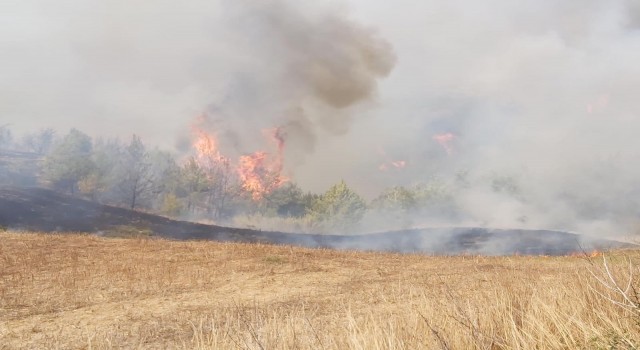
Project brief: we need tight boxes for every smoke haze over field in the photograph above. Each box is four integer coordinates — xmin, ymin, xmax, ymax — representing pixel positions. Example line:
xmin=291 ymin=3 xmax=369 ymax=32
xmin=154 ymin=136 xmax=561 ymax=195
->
xmin=2 ymin=0 xmax=640 ymax=235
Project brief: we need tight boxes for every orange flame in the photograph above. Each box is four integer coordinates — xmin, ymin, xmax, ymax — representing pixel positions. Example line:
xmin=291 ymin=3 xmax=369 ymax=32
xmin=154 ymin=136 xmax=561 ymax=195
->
xmin=433 ymin=132 xmax=455 ymax=155
xmin=238 ymin=127 xmax=288 ymax=201
xmin=568 ymin=250 xmax=603 ymax=258
xmin=377 ymin=147 xmax=407 ymax=172
xmin=190 ymin=116 xmax=287 ymax=201
xmin=192 ymin=115 xmax=288 ymax=201
xmin=191 ymin=115 xmax=230 ymax=172
xmin=237 ymin=151 xmax=287 ymax=201
xmin=391 ymin=160 xmax=406 ymax=168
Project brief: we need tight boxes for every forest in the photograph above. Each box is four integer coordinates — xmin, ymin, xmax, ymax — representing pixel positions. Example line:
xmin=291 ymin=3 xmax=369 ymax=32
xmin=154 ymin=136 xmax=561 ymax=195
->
xmin=0 ymin=125 xmax=502 ymax=233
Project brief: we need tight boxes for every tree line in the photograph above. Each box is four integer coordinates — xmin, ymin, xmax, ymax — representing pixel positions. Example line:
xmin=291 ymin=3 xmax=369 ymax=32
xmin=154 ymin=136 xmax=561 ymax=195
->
xmin=1 ymin=127 xmax=501 ymax=232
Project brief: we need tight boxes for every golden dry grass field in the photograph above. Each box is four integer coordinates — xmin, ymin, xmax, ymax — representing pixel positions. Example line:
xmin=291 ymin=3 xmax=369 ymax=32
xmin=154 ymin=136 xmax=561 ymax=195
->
xmin=1 ymin=231 xmax=639 ymax=349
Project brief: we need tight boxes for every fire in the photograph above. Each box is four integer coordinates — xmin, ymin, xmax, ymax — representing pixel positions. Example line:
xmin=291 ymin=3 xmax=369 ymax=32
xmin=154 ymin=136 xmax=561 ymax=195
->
xmin=237 ymin=151 xmax=287 ymax=201
xmin=586 ymin=94 xmax=610 ymax=114
xmin=433 ymin=132 xmax=455 ymax=155
xmin=569 ymin=250 xmax=603 ymax=258
xmin=377 ymin=147 xmax=407 ymax=172
xmin=191 ymin=116 xmax=230 ymax=172
xmin=190 ymin=116 xmax=287 ymax=202
xmin=391 ymin=160 xmax=406 ymax=168
xmin=237 ymin=127 xmax=288 ymax=201
xmin=193 ymin=129 xmax=229 ymax=170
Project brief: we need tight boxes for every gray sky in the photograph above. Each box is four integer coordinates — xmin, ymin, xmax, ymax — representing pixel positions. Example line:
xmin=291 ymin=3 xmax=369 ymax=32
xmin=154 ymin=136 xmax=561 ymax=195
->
xmin=2 ymin=0 xmax=640 ymax=234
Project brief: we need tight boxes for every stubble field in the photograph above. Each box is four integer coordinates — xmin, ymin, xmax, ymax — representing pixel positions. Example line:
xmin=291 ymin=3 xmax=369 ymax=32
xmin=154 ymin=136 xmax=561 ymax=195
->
xmin=1 ymin=231 xmax=639 ymax=349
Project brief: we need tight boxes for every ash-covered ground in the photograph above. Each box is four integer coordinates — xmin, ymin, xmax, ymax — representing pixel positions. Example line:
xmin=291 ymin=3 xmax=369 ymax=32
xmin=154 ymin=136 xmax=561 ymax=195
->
xmin=0 ymin=186 xmax=633 ymax=256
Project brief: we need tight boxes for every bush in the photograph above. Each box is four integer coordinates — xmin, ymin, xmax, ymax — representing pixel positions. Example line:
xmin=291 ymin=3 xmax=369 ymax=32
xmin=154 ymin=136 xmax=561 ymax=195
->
xmin=160 ymin=193 xmax=184 ymax=217
xmin=308 ymin=181 xmax=367 ymax=233
xmin=101 ymin=225 xmax=153 ymax=238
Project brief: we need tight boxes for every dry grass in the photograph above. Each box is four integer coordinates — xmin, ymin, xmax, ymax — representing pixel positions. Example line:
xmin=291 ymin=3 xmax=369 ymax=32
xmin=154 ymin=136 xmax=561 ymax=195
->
xmin=1 ymin=231 xmax=639 ymax=349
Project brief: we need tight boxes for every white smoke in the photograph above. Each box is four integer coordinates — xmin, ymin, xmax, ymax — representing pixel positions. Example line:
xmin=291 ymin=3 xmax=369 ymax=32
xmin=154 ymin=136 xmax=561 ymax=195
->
xmin=2 ymin=0 xmax=640 ymax=236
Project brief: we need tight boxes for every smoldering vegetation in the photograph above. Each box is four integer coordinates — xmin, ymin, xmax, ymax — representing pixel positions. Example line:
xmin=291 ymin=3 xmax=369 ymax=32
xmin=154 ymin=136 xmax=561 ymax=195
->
xmin=0 ymin=186 xmax=632 ymax=255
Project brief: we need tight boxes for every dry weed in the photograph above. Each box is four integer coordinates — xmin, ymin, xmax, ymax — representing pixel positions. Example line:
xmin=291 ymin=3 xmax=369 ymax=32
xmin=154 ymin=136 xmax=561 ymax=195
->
xmin=0 ymin=231 xmax=639 ymax=349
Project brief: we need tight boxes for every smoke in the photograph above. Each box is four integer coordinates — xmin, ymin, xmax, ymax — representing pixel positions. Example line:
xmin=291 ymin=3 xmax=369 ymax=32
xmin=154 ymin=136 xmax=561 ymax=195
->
xmin=2 ymin=0 xmax=640 ymax=237
xmin=203 ymin=0 xmax=395 ymax=166
xmin=1 ymin=0 xmax=393 ymax=148
xmin=247 ymin=1 xmax=395 ymax=108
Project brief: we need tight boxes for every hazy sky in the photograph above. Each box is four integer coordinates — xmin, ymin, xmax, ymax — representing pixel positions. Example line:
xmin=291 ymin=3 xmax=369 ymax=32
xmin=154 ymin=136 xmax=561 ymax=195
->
xmin=2 ymin=0 xmax=640 ymax=234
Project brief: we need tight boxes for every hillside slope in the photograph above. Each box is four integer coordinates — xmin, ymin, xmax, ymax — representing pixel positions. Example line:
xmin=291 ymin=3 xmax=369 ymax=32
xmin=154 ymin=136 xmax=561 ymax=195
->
xmin=0 ymin=186 xmax=632 ymax=255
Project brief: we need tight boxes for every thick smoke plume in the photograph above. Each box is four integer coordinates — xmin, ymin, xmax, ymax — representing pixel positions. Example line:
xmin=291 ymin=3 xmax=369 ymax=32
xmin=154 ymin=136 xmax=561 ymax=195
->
xmin=348 ymin=0 xmax=640 ymax=237
xmin=2 ymin=0 xmax=640 ymax=238
xmin=200 ymin=0 xmax=395 ymax=168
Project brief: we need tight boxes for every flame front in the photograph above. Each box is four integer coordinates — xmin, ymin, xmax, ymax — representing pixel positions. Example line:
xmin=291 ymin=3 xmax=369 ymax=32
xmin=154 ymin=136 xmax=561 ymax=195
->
xmin=433 ymin=132 xmax=455 ymax=155
xmin=569 ymin=250 xmax=603 ymax=258
xmin=191 ymin=117 xmax=287 ymax=202
xmin=237 ymin=151 xmax=286 ymax=201
xmin=237 ymin=127 xmax=287 ymax=201
xmin=377 ymin=146 xmax=407 ymax=172
xmin=193 ymin=127 xmax=230 ymax=171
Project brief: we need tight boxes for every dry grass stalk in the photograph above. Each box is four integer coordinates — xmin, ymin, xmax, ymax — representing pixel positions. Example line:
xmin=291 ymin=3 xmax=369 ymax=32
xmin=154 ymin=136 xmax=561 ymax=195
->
xmin=1 ymin=231 xmax=639 ymax=349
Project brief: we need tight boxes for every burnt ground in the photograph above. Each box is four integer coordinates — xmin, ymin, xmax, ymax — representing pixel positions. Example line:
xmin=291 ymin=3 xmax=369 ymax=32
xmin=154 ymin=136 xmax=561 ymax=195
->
xmin=0 ymin=186 xmax=634 ymax=255
xmin=0 ymin=150 xmax=41 ymax=187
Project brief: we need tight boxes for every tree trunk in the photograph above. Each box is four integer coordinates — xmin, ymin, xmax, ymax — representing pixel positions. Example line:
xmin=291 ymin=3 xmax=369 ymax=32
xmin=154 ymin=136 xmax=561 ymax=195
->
xmin=131 ymin=190 xmax=137 ymax=210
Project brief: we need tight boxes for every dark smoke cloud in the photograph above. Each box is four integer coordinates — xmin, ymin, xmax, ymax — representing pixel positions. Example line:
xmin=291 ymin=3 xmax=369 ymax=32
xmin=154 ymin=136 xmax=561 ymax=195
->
xmin=210 ymin=0 xmax=395 ymax=161
xmin=0 ymin=0 xmax=394 ymax=160
xmin=3 ymin=0 xmax=640 ymax=238
xmin=254 ymin=1 xmax=395 ymax=108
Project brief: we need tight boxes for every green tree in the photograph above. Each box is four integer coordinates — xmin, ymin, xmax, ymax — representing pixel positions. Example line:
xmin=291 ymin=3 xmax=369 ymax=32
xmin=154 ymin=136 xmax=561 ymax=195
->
xmin=22 ymin=128 xmax=55 ymax=155
xmin=412 ymin=180 xmax=460 ymax=220
xmin=181 ymin=157 xmax=209 ymax=214
xmin=43 ymin=129 xmax=94 ymax=195
xmin=79 ymin=138 xmax=122 ymax=200
xmin=263 ymin=182 xmax=308 ymax=217
xmin=147 ymin=149 xmax=183 ymax=212
xmin=371 ymin=186 xmax=418 ymax=212
xmin=309 ymin=181 xmax=367 ymax=232
xmin=182 ymin=150 xmax=235 ymax=220
xmin=159 ymin=193 xmax=184 ymax=217
xmin=203 ymin=159 xmax=234 ymax=220
xmin=115 ymin=135 xmax=154 ymax=210
xmin=148 ymin=150 xmax=181 ymax=194
xmin=0 ymin=124 xmax=13 ymax=150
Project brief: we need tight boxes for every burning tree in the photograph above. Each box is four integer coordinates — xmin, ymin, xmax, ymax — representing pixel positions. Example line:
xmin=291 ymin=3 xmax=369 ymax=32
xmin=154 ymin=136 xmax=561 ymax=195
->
xmin=236 ymin=127 xmax=287 ymax=202
xmin=190 ymin=124 xmax=235 ymax=219
xmin=237 ymin=151 xmax=286 ymax=202
xmin=189 ymin=119 xmax=288 ymax=218
xmin=433 ymin=132 xmax=455 ymax=155
xmin=193 ymin=120 xmax=287 ymax=208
